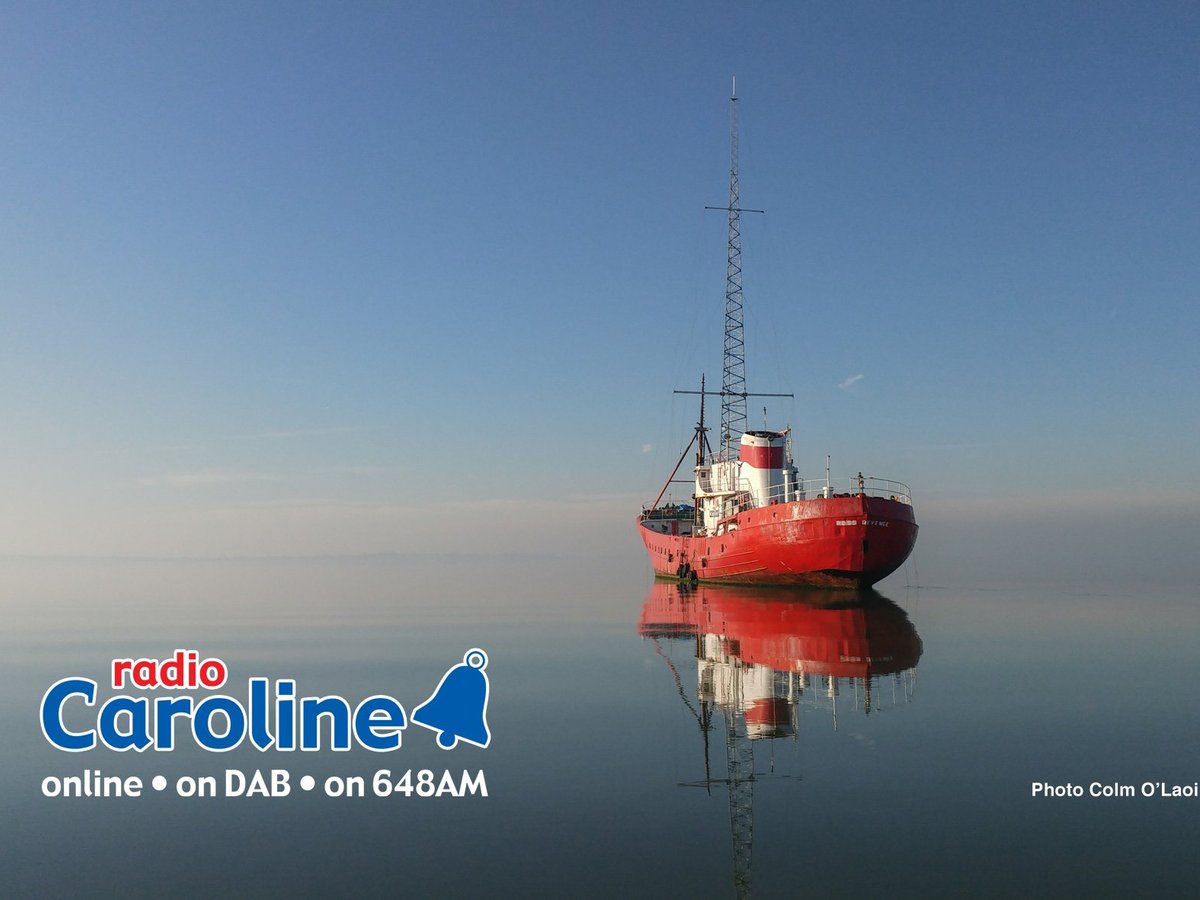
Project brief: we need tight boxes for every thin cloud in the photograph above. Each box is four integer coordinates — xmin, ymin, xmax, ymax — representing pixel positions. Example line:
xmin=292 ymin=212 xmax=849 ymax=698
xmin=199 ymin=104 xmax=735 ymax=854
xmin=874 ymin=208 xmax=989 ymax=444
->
xmin=138 ymin=470 xmax=281 ymax=488
xmin=838 ymin=373 xmax=864 ymax=391
xmin=233 ymin=426 xmax=364 ymax=441
xmin=641 ymin=443 xmax=654 ymax=454
xmin=923 ymin=487 xmax=1200 ymax=519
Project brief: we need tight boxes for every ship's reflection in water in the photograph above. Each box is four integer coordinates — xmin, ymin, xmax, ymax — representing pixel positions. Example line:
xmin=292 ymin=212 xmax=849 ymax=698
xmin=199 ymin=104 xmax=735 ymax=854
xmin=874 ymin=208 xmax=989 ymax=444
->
xmin=638 ymin=581 xmax=923 ymax=898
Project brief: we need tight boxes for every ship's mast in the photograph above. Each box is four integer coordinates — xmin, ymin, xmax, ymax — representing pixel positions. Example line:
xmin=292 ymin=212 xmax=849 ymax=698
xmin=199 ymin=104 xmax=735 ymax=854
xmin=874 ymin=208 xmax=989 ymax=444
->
xmin=721 ymin=77 xmax=747 ymax=452
xmin=696 ymin=81 xmax=783 ymax=456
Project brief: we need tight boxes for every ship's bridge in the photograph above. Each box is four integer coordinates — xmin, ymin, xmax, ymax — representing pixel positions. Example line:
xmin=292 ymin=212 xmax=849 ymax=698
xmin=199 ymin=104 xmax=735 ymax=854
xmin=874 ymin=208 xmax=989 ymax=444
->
xmin=695 ymin=430 xmax=800 ymax=530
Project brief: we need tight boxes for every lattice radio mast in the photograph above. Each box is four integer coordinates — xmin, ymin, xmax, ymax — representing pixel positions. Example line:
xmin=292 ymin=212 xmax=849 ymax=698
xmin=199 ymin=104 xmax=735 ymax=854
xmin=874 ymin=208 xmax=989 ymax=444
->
xmin=704 ymin=77 xmax=768 ymax=455
xmin=722 ymin=77 xmax=747 ymax=450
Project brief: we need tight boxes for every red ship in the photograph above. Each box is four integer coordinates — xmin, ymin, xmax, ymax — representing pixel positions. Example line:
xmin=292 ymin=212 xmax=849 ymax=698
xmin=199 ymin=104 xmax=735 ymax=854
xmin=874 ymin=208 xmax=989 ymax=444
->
xmin=637 ymin=85 xmax=917 ymax=588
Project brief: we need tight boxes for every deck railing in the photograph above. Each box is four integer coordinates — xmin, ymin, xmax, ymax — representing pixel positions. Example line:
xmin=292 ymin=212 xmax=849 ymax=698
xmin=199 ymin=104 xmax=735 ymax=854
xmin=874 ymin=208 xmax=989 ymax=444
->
xmin=788 ymin=476 xmax=913 ymax=504
xmin=723 ymin=475 xmax=912 ymax=515
xmin=646 ymin=476 xmax=912 ymax=517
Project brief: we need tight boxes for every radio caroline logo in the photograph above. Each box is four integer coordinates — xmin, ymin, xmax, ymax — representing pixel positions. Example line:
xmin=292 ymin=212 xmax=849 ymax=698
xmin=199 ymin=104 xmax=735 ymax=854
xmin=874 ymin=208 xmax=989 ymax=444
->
xmin=38 ymin=648 xmax=491 ymax=800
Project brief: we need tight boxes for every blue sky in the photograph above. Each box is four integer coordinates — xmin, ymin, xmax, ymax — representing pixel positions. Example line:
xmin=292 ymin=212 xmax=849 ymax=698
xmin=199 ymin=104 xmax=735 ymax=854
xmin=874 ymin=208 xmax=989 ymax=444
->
xmin=2 ymin=1 xmax=1197 ymax=578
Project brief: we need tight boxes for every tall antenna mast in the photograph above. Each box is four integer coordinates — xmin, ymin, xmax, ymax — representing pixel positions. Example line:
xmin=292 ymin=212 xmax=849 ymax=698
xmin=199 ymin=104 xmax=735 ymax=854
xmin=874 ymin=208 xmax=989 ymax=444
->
xmin=702 ymin=78 xmax=771 ymax=453
xmin=721 ymin=76 xmax=747 ymax=451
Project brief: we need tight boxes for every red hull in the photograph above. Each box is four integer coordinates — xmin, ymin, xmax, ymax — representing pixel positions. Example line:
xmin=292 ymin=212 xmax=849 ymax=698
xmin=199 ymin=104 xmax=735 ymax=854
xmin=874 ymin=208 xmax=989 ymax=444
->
xmin=638 ymin=494 xmax=917 ymax=588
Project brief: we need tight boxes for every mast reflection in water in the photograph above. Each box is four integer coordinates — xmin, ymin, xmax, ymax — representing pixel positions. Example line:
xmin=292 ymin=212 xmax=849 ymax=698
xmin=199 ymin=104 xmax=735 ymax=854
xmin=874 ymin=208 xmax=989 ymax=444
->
xmin=638 ymin=582 xmax=923 ymax=898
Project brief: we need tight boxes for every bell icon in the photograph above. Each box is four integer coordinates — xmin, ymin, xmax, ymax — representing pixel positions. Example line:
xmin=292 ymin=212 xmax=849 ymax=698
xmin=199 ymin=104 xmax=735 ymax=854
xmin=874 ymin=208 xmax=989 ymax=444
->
xmin=411 ymin=648 xmax=491 ymax=749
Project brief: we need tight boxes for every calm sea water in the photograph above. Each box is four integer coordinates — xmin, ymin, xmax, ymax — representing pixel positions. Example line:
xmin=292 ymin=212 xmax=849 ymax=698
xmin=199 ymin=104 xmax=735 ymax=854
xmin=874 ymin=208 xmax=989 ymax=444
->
xmin=1 ymin=555 xmax=1197 ymax=898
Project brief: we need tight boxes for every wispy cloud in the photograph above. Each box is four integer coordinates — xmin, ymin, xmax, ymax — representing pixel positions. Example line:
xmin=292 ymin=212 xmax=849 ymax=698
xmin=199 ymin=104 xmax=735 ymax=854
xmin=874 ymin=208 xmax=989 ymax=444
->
xmin=921 ymin=487 xmax=1200 ymax=519
xmin=138 ymin=464 xmax=388 ymax=490
xmin=838 ymin=373 xmax=864 ymax=391
xmin=641 ymin=443 xmax=654 ymax=454
xmin=138 ymin=470 xmax=282 ymax=488
xmin=233 ymin=426 xmax=364 ymax=441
